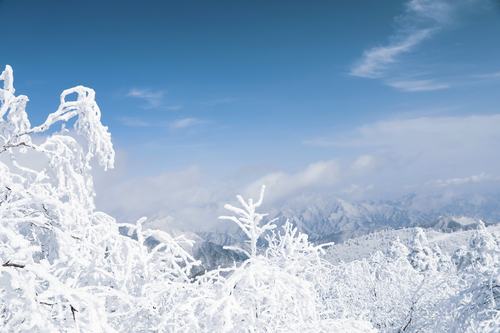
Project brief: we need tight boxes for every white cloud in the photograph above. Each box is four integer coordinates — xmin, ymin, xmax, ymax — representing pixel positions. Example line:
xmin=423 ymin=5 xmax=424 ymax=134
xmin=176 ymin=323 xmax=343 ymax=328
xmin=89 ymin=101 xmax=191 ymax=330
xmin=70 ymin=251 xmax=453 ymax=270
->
xmin=350 ymin=0 xmax=480 ymax=89
xmin=351 ymin=29 xmax=433 ymax=79
xmin=245 ymin=160 xmax=341 ymax=204
xmin=306 ymin=114 xmax=499 ymax=148
xmin=117 ymin=116 xmax=205 ymax=130
xmin=117 ymin=116 xmax=153 ymax=127
xmin=473 ymin=71 xmax=500 ymax=80
xmin=170 ymin=117 xmax=203 ymax=129
xmin=94 ymin=163 xmax=231 ymax=231
xmin=127 ymin=88 xmax=166 ymax=109
xmin=431 ymin=173 xmax=499 ymax=187
xmin=201 ymin=97 xmax=237 ymax=106
xmin=97 ymin=113 xmax=500 ymax=232
xmin=165 ymin=105 xmax=184 ymax=111
xmin=305 ymin=113 xmax=500 ymax=197
xmin=406 ymin=0 xmax=454 ymax=23
xmin=94 ymin=155 xmax=343 ymax=230
xmin=386 ymin=79 xmax=449 ymax=92
xmin=351 ymin=154 xmax=377 ymax=171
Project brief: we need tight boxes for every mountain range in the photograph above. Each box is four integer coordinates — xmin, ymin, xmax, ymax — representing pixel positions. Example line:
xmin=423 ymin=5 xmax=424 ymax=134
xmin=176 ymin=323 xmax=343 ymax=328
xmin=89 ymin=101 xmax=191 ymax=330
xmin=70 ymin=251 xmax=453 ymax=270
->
xmin=183 ymin=191 xmax=500 ymax=271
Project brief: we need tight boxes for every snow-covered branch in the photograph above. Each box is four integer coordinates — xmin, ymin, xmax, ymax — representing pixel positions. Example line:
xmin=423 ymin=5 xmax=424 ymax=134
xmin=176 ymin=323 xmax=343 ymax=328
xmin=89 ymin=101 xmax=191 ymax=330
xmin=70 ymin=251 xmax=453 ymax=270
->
xmin=219 ymin=185 xmax=276 ymax=257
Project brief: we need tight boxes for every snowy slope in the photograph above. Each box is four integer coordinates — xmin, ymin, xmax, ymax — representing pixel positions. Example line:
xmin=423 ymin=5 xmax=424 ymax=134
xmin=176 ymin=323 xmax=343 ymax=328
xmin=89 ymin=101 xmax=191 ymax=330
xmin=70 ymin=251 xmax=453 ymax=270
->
xmin=324 ymin=224 xmax=500 ymax=264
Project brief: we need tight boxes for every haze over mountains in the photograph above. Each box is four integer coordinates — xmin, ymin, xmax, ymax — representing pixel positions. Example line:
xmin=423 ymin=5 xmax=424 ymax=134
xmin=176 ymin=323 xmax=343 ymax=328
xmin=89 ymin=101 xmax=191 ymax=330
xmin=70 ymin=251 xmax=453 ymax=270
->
xmin=142 ymin=188 xmax=500 ymax=242
xmin=269 ymin=191 xmax=500 ymax=243
xmin=139 ymin=189 xmax=500 ymax=271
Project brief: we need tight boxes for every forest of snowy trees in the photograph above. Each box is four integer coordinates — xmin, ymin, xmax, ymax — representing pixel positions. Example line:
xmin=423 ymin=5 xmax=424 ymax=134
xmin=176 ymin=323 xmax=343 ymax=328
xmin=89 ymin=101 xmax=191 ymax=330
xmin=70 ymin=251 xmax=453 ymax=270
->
xmin=0 ymin=65 xmax=499 ymax=332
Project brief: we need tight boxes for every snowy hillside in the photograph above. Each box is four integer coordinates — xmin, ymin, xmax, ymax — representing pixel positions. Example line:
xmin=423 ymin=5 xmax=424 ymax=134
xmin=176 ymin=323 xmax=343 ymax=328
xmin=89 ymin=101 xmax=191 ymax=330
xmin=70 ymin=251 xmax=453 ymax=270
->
xmin=188 ymin=215 xmax=496 ymax=273
xmin=325 ymin=224 xmax=500 ymax=264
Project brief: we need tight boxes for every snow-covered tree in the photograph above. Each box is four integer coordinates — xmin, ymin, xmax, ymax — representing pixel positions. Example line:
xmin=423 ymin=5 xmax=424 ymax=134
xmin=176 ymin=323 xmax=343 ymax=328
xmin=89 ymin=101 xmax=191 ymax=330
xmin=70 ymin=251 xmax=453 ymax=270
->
xmin=215 ymin=187 xmax=376 ymax=332
xmin=219 ymin=185 xmax=277 ymax=258
xmin=0 ymin=65 xmax=198 ymax=332
xmin=323 ymin=228 xmax=464 ymax=333
xmin=407 ymin=227 xmax=438 ymax=272
xmin=444 ymin=223 xmax=500 ymax=332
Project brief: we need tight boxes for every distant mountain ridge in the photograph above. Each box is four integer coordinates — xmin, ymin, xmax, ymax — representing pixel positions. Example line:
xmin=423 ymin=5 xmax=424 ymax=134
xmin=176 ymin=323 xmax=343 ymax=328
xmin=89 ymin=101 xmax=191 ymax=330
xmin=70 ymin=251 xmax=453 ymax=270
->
xmin=267 ymin=192 xmax=500 ymax=243
xmin=144 ymin=191 xmax=500 ymax=271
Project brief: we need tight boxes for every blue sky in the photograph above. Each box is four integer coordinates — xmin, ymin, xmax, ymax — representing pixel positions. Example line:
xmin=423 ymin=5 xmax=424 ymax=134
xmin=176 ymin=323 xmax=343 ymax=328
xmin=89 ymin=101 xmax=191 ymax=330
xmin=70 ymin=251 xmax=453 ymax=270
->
xmin=2 ymin=0 xmax=500 ymax=228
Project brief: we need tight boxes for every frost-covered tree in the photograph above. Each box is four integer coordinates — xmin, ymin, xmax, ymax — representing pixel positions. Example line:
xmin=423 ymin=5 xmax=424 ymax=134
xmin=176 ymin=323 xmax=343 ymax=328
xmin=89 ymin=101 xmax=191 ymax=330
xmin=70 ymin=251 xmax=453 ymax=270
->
xmin=215 ymin=187 xmax=376 ymax=332
xmin=265 ymin=221 xmax=333 ymax=282
xmin=407 ymin=228 xmax=438 ymax=272
xmin=444 ymin=223 xmax=500 ymax=332
xmin=0 ymin=65 xmax=198 ymax=332
xmin=219 ymin=185 xmax=277 ymax=258
xmin=322 ymin=228 xmax=463 ymax=333
xmin=324 ymin=250 xmax=422 ymax=331
xmin=0 ymin=64 xmax=117 ymax=332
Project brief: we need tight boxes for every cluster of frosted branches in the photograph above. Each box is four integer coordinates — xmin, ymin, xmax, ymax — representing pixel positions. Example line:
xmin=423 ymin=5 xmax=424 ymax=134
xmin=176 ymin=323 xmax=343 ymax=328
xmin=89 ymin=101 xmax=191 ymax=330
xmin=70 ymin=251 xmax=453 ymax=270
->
xmin=0 ymin=65 xmax=198 ymax=332
xmin=215 ymin=188 xmax=376 ymax=332
xmin=318 ymin=225 xmax=499 ymax=332
xmin=219 ymin=185 xmax=277 ymax=257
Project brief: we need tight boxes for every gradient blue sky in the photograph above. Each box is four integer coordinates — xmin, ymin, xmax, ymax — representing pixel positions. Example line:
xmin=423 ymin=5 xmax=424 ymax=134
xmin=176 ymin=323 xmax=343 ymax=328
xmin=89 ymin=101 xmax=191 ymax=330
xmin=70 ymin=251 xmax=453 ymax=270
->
xmin=2 ymin=0 xmax=500 ymax=227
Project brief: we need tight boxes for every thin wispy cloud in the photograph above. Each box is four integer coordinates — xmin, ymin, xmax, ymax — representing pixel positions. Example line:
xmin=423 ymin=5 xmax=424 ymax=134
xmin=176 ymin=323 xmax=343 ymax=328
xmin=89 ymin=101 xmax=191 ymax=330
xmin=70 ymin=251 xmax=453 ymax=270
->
xmin=118 ymin=116 xmax=154 ymax=128
xmin=165 ymin=105 xmax=184 ymax=111
xmin=430 ymin=173 xmax=498 ymax=187
xmin=350 ymin=0 xmax=477 ymax=90
xmin=386 ymin=79 xmax=450 ymax=92
xmin=472 ymin=71 xmax=500 ymax=80
xmin=351 ymin=29 xmax=434 ymax=79
xmin=305 ymin=114 xmax=500 ymax=150
xmin=127 ymin=88 xmax=166 ymax=109
xmin=201 ymin=97 xmax=238 ymax=106
xmin=169 ymin=117 xmax=203 ymax=129
xmin=119 ymin=116 xmax=206 ymax=130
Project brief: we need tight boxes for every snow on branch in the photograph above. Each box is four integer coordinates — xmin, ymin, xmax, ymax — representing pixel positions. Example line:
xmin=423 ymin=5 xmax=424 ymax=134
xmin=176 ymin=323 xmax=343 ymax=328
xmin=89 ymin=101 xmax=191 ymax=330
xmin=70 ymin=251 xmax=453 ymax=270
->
xmin=219 ymin=185 xmax=276 ymax=257
xmin=31 ymin=85 xmax=114 ymax=170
